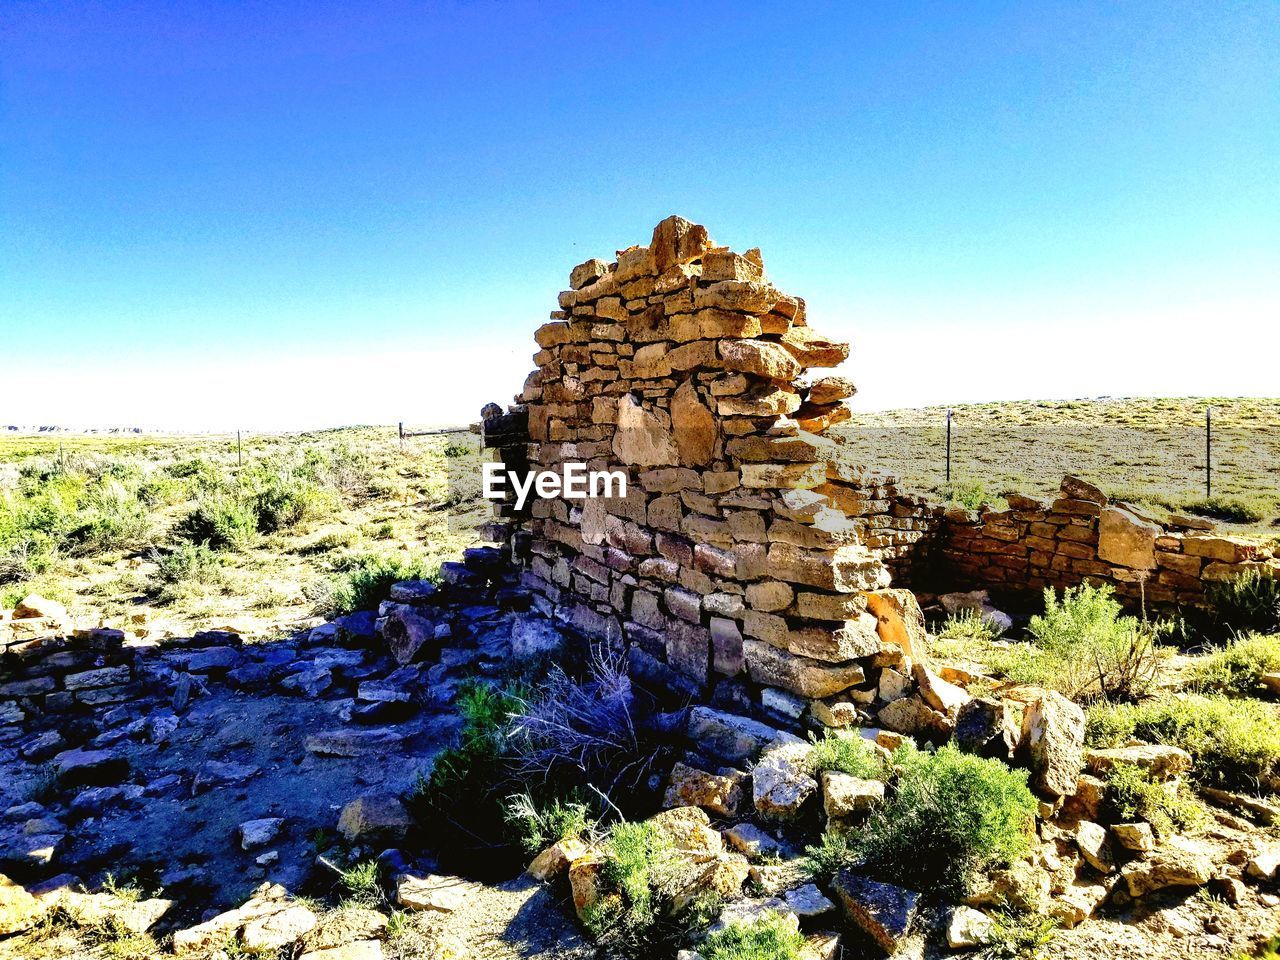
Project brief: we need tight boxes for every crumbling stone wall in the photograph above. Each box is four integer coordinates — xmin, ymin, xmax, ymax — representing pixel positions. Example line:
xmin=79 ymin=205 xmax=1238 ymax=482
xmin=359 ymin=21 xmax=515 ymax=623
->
xmin=1 ymin=600 xmax=133 ymax=726
xmin=923 ymin=476 xmax=1279 ymax=608
xmin=482 ymin=216 xmax=928 ymax=726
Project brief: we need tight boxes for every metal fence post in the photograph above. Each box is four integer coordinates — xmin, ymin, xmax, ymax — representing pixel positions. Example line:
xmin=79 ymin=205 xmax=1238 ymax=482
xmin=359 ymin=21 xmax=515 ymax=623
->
xmin=1205 ymin=406 xmax=1212 ymax=499
xmin=946 ymin=408 xmax=952 ymax=485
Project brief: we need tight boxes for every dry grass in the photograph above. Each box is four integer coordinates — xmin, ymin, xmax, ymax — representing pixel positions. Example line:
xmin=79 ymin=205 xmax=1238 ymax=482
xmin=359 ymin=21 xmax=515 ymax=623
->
xmin=0 ymin=426 xmax=486 ymax=639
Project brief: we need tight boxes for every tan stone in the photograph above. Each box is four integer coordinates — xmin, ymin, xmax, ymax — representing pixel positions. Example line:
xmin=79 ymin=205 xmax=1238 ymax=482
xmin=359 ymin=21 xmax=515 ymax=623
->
xmin=719 ymin=339 xmax=802 ymax=380
xmin=694 ymin=280 xmax=780 ymax=314
xmin=864 ymin=589 xmax=928 ymax=659
xmin=671 ymin=380 xmax=718 ymax=467
xmin=0 ymin=874 xmax=40 ymax=936
xmin=743 ymin=639 xmax=865 ymax=699
xmin=612 ymin=393 xmax=678 ymax=466
xmin=651 ymin=215 xmax=712 ymax=273
xmin=808 ymin=376 xmax=856 ymax=405
xmin=716 ymin=383 xmax=802 ymax=417
xmin=665 ymin=762 xmax=745 ymax=817
xmin=740 ymin=462 xmax=827 ymax=490
xmin=778 ymin=328 xmax=849 ymax=368
xmin=1097 ymin=506 xmax=1158 ymax=570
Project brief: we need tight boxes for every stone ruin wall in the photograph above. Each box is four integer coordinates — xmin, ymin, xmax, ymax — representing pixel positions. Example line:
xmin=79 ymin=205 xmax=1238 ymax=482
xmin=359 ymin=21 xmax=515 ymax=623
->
xmin=479 ymin=216 xmax=1279 ymax=726
xmin=480 ymin=215 xmax=941 ymax=727
xmin=924 ymin=480 xmax=1278 ymax=611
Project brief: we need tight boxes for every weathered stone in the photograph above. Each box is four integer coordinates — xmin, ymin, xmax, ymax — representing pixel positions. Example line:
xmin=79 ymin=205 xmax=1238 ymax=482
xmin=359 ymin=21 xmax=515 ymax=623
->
xmin=1111 ymin=823 xmax=1154 ymax=853
xmin=724 ymin=823 xmax=788 ymax=860
xmin=612 ymin=394 xmax=678 ymax=466
xmin=686 ymin=706 xmax=800 ymax=765
xmin=831 ymin=871 xmax=919 ymax=953
xmin=0 ymin=874 xmax=39 ymax=935
xmin=53 ymin=747 xmax=128 ymax=788
xmin=1046 ymin=879 xmax=1110 ymax=928
xmin=304 ymin=728 xmax=405 ymax=757
xmin=954 ymin=697 xmax=1022 ymax=761
xmin=1246 ymin=847 xmax=1280 ymax=880
xmin=671 ymin=380 xmax=718 ymax=467
xmin=1084 ymin=744 xmax=1192 ymax=781
xmin=1098 ymin=505 xmax=1159 ymax=570
xmin=912 ymin=663 xmax=970 ymax=717
xmin=241 ymin=903 xmax=318 ymax=953
xmin=1020 ymin=689 xmax=1085 ymax=798
xmin=784 ymin=883 xmax=835 ymax=919
xmin=877 ymin=696 xmax=950 ymax=739
xmin=172 ymin=883 xmax=290 ymax=955
xmin=664 ymin=762 xmax=744 ymax=817
xmin=864 ymin=589 xmax=928 ymax=659
xmin=821 ymin=771 xmax=884 ymax=828
xmin=645 ymin=806 xmax=723 ymax=857
xmin=380 ymin=603 xmax=439 ymax=665
xmin=238 ymin=817 xmax=284 ymax=850
xmin=396 ymin=874 xmax=475 ymax=913
xmin=743 ymin=640 xmax=865 ymax=699
xmin=808 ymin=377 xmax=855 ymax=405
xmin=947 ymin=906 xmax=995 ymax=948
xmin=527 ymin=836 xmax=591 ymax=882
xmin=13 ymin=594 xmax=67 ymax=621
xmin=1061 ymin=475 xmax=1107 ymax=504
xmin=337 ymin=792 xmax=411 ymax=843
xmin=1121 ymin=842 xmax=1213 ymax=896
xmin=752 ymin=743 xmax=818 ymax=821
xmin=1074 ymin=820 xmax=1113 ymax=874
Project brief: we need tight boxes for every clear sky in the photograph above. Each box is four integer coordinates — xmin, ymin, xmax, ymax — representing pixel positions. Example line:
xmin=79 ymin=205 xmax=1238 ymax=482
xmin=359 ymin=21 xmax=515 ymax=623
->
xmin=2 ymin=1 xmax=1277 ymax=431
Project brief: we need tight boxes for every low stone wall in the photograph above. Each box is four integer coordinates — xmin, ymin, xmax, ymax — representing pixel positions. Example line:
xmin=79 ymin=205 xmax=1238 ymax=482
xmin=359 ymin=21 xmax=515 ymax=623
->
xmin=0 ymin=620 xmax=134 ymax=727
xmin=915 ymin=476 xmax=1278 ymax=609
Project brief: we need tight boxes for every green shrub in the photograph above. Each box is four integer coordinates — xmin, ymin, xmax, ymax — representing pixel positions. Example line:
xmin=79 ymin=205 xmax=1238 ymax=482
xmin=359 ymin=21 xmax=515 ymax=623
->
xmin=1193 ymin=632 xmax=1280 ymax=696
xmin=405 ymin=682 xmax=526 ymax=877
xmin=177 ymin=495 xmax=258 ymax=550
xmin=1086 ymin=694 xmax=1280 ymax=790
xmin=166 ymin=457 xmax=225 ymax=490
xmin=1207 ymin=571 xmax=1280 ymax=637
xmin=252 ymin=475 xmax=337 ymax=533
xmin=1021 ymin=584 xmax=1165 ymax=702
xmin=701 ymin=911 xmax=806 ymax=960
xmin=938 ymin=608 xmax=1006 ymax=643
xmin=338 ymin=860 xmax=384 ymax=905
xmin=152 ymin=544 xmax=224 ymax=587
xmin=807 ymin=744 xmax=1037 ymax=898
xmin=327 ymin=552 xmax=438 ymax=614
xmin=987 ymin=910 xmax=1059 ymax=959
xmin=504 ymin=793 xmax=593 ymax=856
xmin=938 ymin=479 xmax=990 ymax=511
xmin=1105 ymin=762 xmax=1207 ymax=837
xmin=807 ymin=731 xmax=885 ymax=780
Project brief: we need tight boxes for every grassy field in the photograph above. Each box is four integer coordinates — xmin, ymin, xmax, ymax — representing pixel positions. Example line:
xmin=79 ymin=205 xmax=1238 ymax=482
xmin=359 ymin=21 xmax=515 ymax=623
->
xmin=0 ymin=427 xmax=487 ymax=638
xmin=835 ymin=396 xmax=1280 ymax=540
xmin=3 ymin=396 xmax=1277 ymax=636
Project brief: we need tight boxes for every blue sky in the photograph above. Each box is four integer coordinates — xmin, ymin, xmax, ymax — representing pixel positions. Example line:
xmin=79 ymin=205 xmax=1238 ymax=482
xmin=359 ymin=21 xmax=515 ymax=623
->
xmin=2 ymin=1 xmax=1277 ymax=430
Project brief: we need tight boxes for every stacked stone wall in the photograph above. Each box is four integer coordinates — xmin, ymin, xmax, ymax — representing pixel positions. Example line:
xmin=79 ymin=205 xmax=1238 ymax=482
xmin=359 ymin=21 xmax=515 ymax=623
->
xmin=925 ymin=477 xmax=1279 ymax=609
xmin=1 ymin=612 xmax=134 ymax=726
xmin=481 ymin=216 xmax=930 ymax=730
